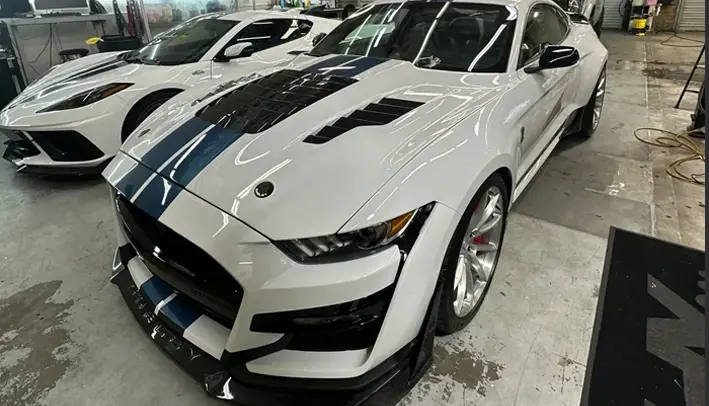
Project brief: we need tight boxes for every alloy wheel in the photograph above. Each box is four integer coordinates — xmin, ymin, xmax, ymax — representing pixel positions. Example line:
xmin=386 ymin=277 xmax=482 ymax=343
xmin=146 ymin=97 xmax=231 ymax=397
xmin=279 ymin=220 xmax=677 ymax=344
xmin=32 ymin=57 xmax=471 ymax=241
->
xmin=592 ymin=69 xmax=606 ymax=131
xmin=453 ymin=186 xmax=505 ymax=317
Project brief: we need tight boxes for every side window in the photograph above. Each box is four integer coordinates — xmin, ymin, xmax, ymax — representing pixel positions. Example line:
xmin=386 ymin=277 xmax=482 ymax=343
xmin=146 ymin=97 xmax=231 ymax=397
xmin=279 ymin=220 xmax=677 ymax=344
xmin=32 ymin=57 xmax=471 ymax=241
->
xmin=518 ymin=5 xmax=569 ymax=67
xmin=285 ymin=20 xmax=313 ymax=42
xmin=232 ymin=19 xmax=297 ymax=53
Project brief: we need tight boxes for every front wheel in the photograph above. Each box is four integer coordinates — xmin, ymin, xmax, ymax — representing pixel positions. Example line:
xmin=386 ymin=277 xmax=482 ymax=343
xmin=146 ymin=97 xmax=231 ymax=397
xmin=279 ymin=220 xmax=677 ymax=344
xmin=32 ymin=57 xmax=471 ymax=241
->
xmin=576 ymin=66 xmax=606 ymax=138
xmin=436 ymin=173 xmax=509 ymax=335
xmin=121 ymin=90 xmax=181 ymax=142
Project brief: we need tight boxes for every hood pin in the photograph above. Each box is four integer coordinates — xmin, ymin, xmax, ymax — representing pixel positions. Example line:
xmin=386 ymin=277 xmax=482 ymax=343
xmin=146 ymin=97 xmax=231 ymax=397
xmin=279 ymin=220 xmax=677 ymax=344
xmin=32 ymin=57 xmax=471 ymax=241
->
xmin=254 ymin=182 xmax=274 ymax=198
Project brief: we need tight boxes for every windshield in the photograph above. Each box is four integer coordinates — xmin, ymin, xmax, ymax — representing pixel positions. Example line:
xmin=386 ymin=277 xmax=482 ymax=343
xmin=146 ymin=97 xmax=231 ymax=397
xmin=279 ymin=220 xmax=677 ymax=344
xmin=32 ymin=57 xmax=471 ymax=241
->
xmin=310 ymin=2 xmax=517 ymax=73
xmin=126 ymin=18 xmax=238 ymax=66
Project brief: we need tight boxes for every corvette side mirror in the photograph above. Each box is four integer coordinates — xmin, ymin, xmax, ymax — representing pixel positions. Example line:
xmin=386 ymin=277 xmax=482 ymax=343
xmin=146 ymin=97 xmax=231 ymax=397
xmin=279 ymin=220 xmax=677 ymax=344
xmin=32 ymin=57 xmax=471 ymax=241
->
xmin=312 ymin=32 xmax=327 ymax=47
xmin=218 ymin=42 xmax=254 ymax=62
xmin=525 ymin=45 xmax=579 ymax=74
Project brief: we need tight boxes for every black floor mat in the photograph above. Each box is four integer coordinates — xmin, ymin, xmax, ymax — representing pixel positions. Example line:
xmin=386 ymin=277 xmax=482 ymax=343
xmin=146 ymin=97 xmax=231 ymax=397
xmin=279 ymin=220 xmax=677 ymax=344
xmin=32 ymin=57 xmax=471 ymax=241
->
xmin=582 ymin=227 xmax=705 ymax=406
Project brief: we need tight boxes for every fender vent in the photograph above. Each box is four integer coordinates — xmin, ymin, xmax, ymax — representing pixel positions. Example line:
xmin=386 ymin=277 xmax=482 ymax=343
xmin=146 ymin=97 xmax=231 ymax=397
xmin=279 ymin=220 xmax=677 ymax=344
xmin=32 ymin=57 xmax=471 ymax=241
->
xmin=303 ymin=98 xmax=424 ymax=144
xmin=196 ymin=69 xmax=357 ymax=134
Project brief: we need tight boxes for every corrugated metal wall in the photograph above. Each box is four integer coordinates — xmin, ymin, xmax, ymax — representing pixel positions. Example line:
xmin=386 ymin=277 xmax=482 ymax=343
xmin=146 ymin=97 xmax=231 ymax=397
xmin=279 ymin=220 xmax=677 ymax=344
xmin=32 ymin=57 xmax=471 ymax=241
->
xmin=603 ymin=0 xmax=626 ymax=29
xmin=677 ymin=0 xmax=705 ymax=31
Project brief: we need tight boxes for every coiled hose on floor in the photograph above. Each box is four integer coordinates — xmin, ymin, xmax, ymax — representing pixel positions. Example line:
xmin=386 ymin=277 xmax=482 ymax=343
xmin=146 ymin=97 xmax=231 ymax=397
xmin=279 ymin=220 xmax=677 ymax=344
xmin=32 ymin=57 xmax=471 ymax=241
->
xmin=634 ymin=127 xmax=705 ymax=186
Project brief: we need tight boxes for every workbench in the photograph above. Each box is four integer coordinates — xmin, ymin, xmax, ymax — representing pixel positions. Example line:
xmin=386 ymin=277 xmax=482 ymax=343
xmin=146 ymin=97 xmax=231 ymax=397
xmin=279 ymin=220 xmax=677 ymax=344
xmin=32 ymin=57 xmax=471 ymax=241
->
xmin=0 ymin=14 xmax=114 ymax=85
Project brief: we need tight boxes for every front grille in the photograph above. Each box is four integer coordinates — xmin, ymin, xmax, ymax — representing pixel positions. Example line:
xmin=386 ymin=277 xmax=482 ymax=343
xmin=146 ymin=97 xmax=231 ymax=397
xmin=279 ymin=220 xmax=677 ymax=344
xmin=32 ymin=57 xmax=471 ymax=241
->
xmin=29 ymin=130 xmax=103 ymax=162
xmin=196 ymin=69 xmax=357 ymax=134
xmin=303 ymin=98 xmax=424 ymax=144
xmin=116 ymin=196 xmax=242 ymax=327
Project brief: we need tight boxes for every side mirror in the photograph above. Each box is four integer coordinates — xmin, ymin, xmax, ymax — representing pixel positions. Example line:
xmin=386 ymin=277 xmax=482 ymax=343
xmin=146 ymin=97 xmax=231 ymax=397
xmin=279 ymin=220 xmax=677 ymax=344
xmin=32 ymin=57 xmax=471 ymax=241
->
xmin=221 ymin=42 xmax=254 ymax=61
xmin=312 ymin=32 xmax=327 ymax=47
xmin=524 ymin=45 xmax=579 ymax=74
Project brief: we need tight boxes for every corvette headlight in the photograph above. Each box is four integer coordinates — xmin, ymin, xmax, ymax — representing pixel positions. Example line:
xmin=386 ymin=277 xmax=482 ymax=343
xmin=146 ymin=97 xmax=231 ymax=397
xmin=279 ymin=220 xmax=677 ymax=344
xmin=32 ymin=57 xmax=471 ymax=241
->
xmin=568 ymin=0 xmax=584 ymax=13
xmin=276 ymin=205 xmax=431 ymax=262
xmin=38 ymin=83 xmax=133 ymax=112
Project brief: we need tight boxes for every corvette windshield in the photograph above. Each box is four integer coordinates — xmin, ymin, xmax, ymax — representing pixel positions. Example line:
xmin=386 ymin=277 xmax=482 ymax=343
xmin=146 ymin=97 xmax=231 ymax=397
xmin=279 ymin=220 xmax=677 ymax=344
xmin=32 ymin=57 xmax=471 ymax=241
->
xmin=310 ymin=2 xmax=516 ymax=73
xmin=125 ymin=18 xmax=238 ymax=66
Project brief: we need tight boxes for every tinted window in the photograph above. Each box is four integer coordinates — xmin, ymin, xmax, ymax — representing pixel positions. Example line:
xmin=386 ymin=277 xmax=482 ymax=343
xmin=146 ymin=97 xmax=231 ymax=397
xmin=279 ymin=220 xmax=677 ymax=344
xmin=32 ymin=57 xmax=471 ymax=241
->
xmin=310 ymin=2 xmax=517 ymax=73
xmin=519 ymin=5 xmax=569 ymax=67
xmin=234 ymin=19 xmax=307 ymax=53
xmin=128 ymin=18 xmax=237 ymax=66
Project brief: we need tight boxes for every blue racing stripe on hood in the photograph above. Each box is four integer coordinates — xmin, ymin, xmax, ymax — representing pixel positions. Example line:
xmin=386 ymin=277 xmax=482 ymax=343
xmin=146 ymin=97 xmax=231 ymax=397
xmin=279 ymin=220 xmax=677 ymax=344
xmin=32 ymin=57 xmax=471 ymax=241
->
xmin=302 ymin=55 xmax=389 ymax=77
xmin=125 ymin=126 xmax=242 ymax=220
xmin=160 ymin=126 xmax=243 ymax=188
xmin=114 ymin=162 xmax=154 ymax=200
xmin=140 ymin=118 xmax=212 ymax=170
xmin=131 ymin=174 xmax=183 ymax=220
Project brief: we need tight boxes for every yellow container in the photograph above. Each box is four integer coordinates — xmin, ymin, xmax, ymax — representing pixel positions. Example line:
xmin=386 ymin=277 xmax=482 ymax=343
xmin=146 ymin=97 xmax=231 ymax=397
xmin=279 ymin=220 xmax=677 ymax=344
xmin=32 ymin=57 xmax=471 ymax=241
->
xmin=631 ymin=18 xmax=647 ymax=29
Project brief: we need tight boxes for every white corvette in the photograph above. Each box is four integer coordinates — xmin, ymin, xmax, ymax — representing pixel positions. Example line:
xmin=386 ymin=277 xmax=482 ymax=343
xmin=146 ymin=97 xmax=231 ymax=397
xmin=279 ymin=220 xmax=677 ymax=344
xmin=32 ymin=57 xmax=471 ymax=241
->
xmin=0 ymin=11 xmax=339 ymax=175
xmin=104 ymin=0 xmax=607 ymax=403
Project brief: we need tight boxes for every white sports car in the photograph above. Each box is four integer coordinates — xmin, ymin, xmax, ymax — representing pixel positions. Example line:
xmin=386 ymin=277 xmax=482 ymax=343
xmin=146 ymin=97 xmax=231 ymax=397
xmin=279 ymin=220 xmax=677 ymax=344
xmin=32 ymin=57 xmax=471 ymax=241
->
xmin=104 ymin=0 xmax=607 ymax=403
xmin=0 ymin=11 xmax=339 ymax=175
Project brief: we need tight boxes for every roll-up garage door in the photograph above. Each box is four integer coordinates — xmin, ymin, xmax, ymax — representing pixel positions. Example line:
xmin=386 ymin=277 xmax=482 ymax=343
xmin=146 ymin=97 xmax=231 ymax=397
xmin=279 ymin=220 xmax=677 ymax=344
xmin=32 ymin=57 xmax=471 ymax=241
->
xmin=677 ymin=0 xmax=705 ymax=31
xmin=603 ymin=0 xmax=625 ymax=29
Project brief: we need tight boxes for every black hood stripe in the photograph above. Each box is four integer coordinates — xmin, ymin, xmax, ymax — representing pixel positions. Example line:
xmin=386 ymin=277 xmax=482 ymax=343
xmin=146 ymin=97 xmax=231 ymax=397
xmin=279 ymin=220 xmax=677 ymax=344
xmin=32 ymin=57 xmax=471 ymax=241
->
xmin=302 ymin=55 xmax=389 ymax=77
xmin=196 ymin=69 xmax=357 ymax=134
xmin=63 ymin=59 xmax=128 ymax=83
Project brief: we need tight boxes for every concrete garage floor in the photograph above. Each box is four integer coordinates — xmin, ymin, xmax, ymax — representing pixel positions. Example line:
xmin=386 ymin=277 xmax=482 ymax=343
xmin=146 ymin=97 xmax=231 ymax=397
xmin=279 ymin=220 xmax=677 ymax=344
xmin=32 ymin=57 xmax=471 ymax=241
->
xmin=0 ymin=32 xmax=704 ymax=406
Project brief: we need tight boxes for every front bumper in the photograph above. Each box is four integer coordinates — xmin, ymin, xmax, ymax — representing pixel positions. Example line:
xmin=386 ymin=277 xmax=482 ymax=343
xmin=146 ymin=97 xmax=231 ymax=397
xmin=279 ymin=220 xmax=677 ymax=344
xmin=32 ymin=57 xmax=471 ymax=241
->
xmin=1 ymin=128 xmax=109 ymax=175
xmin=111 ymin=249 xmax=439 ymax=405
xmin=103 ymin=152 xmax=460 ymax=403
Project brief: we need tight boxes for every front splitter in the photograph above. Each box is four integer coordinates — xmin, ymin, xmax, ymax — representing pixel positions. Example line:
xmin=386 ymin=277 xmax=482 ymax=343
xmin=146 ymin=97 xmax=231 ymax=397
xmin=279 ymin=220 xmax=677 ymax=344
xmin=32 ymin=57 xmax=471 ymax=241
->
xmin=111 ymin=266 xmax=436 ymax=406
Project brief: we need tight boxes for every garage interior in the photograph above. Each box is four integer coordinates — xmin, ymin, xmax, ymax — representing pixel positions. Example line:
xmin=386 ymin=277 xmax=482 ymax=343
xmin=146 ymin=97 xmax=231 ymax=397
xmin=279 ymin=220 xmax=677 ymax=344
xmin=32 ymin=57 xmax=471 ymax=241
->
xmin=0 ymin=9 xmax=706 ymax=406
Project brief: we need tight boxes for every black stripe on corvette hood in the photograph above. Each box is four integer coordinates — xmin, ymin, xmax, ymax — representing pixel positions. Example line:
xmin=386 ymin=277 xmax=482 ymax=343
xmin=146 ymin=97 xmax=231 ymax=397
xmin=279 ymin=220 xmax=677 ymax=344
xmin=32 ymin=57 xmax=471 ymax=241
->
xmin=64 ymin=58 xmax=129 ymax=82
xmin=195 ymin=69 xmax=357 ymax=134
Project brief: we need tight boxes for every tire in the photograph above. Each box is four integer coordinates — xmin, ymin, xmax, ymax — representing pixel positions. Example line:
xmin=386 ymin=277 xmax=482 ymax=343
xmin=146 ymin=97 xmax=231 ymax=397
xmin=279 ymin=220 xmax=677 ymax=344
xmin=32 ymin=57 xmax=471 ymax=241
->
xmin=436 ymin=173 xmax=509 ymax=335
xmin=122 ymin=90 xmax=182 ymax=142
xmin=593 ymin=8 xmax=604 ymax=36
xmin=576 ymin=65 xmax=606 ymax=139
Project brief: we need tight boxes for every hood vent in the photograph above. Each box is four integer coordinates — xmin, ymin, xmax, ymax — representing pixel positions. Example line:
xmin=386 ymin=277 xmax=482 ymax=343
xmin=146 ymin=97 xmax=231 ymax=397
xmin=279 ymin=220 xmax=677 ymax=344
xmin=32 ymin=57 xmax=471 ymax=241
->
xmin=303 ymin=98 xmax=424 ymax=145
xmin=196 ymin=69 xmax=357 ymax=134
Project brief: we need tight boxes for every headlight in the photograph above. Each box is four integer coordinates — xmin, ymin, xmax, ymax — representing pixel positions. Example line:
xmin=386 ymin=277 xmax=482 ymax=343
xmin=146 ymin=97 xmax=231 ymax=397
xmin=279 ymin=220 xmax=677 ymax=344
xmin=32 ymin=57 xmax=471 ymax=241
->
xmin=38 ymin=83 xmax=133 ymax=112
xmin=276 ymin=205 xmax=432 ymax=263
xmin=568 ymin=0 xmax=584 ymax=13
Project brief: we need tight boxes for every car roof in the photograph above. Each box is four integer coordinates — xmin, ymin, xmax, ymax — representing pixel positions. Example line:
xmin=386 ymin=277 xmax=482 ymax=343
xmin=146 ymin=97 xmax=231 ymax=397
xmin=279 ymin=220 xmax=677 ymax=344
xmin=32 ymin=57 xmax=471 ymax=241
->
xmin=364 ymin=0 xmax=547 ymax=13
xmin=217 ymin=10 xmax=303 ymax=22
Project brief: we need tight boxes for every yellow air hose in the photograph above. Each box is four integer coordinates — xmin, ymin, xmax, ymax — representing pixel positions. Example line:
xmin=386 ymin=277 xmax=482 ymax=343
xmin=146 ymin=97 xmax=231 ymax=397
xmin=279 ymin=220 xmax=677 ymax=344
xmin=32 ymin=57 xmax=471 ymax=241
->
xmin=634 ymin=127 xmax=705 ymax=186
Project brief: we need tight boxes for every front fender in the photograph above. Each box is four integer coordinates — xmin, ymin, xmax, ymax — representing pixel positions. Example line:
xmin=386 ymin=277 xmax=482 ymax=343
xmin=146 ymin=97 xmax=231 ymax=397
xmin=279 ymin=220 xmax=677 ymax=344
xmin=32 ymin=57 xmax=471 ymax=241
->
xmin=340 ymin=107 xmax=516 ymax=235
xmin=569 ymin=24 xmax=609 ymax=108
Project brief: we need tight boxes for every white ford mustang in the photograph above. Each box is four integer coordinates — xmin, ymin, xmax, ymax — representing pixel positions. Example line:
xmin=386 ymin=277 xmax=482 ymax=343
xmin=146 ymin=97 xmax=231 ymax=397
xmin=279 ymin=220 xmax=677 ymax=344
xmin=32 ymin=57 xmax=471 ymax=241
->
xmin=104 ymin=0 xmax=607 ymax=403
xmin=0 ymin=11 xmax=339 ymax=175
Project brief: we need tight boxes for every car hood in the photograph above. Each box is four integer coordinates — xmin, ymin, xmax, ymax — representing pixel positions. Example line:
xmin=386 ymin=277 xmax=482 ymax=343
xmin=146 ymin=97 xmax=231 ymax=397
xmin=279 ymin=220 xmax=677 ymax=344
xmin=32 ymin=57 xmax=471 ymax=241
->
xmin=3 ymin=52 xmax=168 ymax=117
xmin=119 ymin=55 xmax=511 ymax=240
